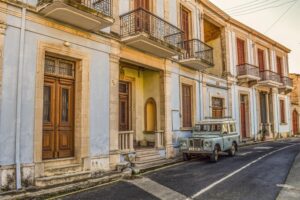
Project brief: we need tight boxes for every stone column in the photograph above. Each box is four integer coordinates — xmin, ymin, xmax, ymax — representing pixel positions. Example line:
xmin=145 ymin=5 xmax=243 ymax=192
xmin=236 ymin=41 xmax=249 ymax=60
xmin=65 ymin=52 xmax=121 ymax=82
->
xmin=0 ymin=21 xmax=6 ymax=118
xmin=164 ymin=62 xmax=174 ymax=158
xmin=109 ymin=42 xmax=121 ymax=169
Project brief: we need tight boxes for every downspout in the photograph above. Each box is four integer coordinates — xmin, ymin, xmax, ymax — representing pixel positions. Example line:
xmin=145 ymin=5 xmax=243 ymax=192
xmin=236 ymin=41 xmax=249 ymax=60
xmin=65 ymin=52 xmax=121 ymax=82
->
xmin=15 ymin=2 xmax=26 ymax=190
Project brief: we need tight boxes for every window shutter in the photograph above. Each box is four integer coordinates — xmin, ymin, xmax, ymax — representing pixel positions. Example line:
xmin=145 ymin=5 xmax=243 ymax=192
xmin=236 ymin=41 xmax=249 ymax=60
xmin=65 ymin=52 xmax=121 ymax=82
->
xmin=277 ymin=56 xmax=282 ymax=77
xmin=181 ymin=6 xmax=190 ymax=41
xmin=257 ymin=49 xmax=265 ymax=71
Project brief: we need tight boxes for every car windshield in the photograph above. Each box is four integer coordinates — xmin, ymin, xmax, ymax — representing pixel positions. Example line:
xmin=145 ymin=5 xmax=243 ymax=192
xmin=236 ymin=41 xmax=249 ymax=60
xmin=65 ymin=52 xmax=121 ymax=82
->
xmin=194 ymin=124 xmax=222 ymax=133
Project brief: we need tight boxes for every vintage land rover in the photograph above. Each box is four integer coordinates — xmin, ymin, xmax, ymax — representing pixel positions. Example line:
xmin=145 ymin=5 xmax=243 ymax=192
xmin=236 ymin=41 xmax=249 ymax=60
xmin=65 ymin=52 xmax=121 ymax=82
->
xmin=179 ymin=119 xmax=239 ymax=162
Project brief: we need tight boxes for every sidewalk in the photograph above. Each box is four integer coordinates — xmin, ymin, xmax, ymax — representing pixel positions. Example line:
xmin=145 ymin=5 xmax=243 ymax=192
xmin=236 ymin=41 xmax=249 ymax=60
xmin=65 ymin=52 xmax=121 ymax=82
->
xmin=277 ymin=151 xmax=300 ymax=200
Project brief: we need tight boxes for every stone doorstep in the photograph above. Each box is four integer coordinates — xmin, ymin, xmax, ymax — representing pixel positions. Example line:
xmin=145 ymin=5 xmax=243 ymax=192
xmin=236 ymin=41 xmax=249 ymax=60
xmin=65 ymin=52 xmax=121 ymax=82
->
xmin=0 ymin=172 xmax=123 ymax=200
xmin=134 ymin=158 xmax=183 ymax=174
xmin=135 ymin=149 xmax=159 ymax=156
xmin=133 ymin=157 xmax=167 ymax=166
xmin=35 ymin=171 xmax=91 ymax=187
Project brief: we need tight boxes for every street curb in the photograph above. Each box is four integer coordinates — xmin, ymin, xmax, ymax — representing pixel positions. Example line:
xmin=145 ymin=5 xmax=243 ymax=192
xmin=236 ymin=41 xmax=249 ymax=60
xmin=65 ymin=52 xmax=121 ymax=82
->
xmin=0 ymin=173 xmax=124 ymax=200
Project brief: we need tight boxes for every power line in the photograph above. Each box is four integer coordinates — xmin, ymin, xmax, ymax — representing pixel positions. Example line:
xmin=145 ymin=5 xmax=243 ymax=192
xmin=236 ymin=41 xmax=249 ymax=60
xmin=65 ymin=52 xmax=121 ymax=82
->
xmin=229 ymin=0 xmax=292 ymax=15
xmin=231 ymin=0 xmax=296 ymax=16
xmin=226 ymin=0 xmax=272 ymax=11
xmin=265 ymin=0 xmax=298 ymax=33
xmin=225 ymin=0 xmax=264 ymax=11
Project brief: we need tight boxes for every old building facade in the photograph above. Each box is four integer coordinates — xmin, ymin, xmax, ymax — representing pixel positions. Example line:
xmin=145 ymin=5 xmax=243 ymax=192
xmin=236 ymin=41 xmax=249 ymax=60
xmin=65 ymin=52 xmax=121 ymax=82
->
xmin=0 ymin=0 xmax=293 ymax=190
xmin=290 ymin=73 xmax=300 ymax=135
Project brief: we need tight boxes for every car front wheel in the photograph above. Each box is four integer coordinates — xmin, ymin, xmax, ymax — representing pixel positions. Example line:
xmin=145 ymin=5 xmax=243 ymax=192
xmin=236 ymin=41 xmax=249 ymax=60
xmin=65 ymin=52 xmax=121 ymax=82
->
xmin=228 ymin=143 xmax=237 ymax=156
xmin=183 ymin=153 xmax=191 ymax=161
xmin=210 ymin=147 xmax=219 ymax=162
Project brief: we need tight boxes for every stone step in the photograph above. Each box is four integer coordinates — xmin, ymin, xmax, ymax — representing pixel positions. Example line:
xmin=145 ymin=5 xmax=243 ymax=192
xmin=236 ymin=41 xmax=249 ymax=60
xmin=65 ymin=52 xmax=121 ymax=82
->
xmin=135 ymin=153 xmax=162 ymax=162
xmin=135 ymin=148 xmax=159 ymax=156
xmin=35 ymin=171 xmax=91 ymax=187
xmin=44 ymin=164 xmax=82 ymax=176
xmin=133 ymin=157 xmax=166 ymax=167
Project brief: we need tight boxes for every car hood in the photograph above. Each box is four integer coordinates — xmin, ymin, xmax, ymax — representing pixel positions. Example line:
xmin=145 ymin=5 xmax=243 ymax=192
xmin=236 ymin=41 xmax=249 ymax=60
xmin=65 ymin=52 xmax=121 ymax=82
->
xmin=191 ymin=134 xmax=221 ymax=139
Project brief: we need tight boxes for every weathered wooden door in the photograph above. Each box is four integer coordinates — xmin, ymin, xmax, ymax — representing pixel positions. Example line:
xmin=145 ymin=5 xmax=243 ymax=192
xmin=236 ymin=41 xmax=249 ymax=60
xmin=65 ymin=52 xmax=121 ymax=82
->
xmin=43 ymin=57 xmax=75 ymax=160
xmin=182 ymin=84 xmax=192 ymax=128
xmin=237 ymin=38 xmax=245 ymax=65
xmin=257 ymin=49 xmax=265 ymax=72
xmin=293 ymin=110 xmax=298 ymax=135
xmin=119 ymin=81 xmax=131 ymax=131
xmin=240 ymin=95 xmax=247 ymax=138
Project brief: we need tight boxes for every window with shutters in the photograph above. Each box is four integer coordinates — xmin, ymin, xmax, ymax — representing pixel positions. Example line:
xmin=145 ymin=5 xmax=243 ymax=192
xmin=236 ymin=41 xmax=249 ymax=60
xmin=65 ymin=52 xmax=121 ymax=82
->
xmin=257 ymin=49 xmax=265 ymax=71
xmin=182 ymin=84 xmax=192 ymax=128
xmin=236 ymin=38 xmax=246 ymax=65
xmin=212 ymin=97 xmax=224 ymax=118
xmin=280 ymin=100 xmax=286 ymax=124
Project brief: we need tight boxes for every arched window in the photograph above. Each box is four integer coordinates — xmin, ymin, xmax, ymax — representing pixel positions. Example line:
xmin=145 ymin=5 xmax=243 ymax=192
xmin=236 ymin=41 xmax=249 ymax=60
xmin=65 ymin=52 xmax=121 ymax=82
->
xmin=145 ymin=98 xmax=157 ymax=131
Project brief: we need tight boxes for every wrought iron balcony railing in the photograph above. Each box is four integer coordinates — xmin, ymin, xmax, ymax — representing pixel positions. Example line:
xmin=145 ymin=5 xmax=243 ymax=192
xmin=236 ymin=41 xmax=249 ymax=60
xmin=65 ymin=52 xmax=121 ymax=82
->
xmin=120 ymin=8 xmax=183 ymax=50
xmin=259 ymin=70 xmax=281 ymax=83
xmin=281 ymin=76 xmax=293 ymax=88
xmin=180 ymin=39 xmax=214 ymax=66
xmin=38 ymin=0 xmax=113 ymax=17
xmin=237 ymin=63 xmax=260 ymax=78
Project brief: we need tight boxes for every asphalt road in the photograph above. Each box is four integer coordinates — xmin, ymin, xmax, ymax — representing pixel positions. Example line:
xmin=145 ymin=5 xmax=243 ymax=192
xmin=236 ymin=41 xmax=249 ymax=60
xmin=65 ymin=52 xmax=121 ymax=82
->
xmin=60 ymin=138 xmax=300 ymax=200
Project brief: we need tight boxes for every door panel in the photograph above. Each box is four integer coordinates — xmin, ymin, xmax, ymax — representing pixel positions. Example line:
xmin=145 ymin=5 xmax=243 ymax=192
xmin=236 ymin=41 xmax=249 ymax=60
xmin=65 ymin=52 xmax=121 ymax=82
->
xmin=237 ymin=38 xmax=245 ymax=65
xmin=293 ymin=110 xmax=298 ymax=134
xmin=277 ymin=56 xmax=282 ymax=77
xmin=257 ymin=49 xmax=265 ymax=72
xmin=240 ymin=97 xmax=247 ymax=138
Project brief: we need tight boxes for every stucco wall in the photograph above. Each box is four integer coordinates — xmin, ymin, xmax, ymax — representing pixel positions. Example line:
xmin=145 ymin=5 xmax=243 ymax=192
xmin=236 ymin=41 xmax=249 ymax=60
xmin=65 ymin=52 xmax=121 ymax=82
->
xmin=0 ymin=10 xmax=111 ymax=165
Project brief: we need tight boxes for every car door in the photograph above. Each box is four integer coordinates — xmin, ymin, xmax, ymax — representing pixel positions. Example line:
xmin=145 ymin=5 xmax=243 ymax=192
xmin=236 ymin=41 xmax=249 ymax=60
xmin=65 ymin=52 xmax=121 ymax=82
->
xmin=222 ymin=124 xmax=230 ymax=150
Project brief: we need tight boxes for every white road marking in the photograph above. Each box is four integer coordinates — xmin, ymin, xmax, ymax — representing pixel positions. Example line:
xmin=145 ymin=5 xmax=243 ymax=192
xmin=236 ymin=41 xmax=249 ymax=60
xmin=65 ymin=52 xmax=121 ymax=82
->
xmin=189 ymin=144 xmax=297 ymax=199
xmin=277 ymin=184 xmax=296 ymax=190
xmin=127 ymin=177 xmax=190 ymax=200
xmin=238 ymin=151 xmax=252 ymax=156
xmin=254 ymin=146 xmax=273 ymax=150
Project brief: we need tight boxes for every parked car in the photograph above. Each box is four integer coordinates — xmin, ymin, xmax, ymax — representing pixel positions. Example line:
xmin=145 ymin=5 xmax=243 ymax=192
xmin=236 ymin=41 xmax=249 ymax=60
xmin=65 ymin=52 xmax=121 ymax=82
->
xmin=179 ymin=119 xmax=239 ymax=162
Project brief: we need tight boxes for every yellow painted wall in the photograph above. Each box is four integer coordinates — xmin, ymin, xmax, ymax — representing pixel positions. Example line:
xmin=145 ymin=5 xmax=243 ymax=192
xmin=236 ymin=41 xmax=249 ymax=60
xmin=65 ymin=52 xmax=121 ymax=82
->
xmin=206 ymin=37 xmax=223 ymax=77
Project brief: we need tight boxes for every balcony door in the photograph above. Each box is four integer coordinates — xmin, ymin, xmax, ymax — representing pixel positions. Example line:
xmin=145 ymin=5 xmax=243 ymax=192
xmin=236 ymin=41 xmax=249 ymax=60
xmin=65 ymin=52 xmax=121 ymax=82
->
xmin=276 ymin=56 xmax=283 ymax=77
xmin=237 ymin=38 xmax=245 ymax=65
xmin=135 ymin=0 xmax=151 ymax=32
xmin=257 ymin=49 xmax=265 ymax=72
xmin=42 ymin=57 xmax=75 ymax=160
xmin=181 ymin=6 xmax=190 ymax=54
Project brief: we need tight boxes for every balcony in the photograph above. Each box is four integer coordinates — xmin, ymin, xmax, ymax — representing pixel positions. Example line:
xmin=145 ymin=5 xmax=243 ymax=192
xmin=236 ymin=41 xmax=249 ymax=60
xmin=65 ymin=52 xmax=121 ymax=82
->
xmin=120 ymin=8 xmax=183 ymax=58
xmin=179 ymin=39 xmax=214 ymax=70
xmin=37 ymin=0 xmax=114 ymax=31
xmin=280 ymin=76 xmax=293 ymax=91
xmin=258 ymin=70 xmax=282 ymax=87
xmin=237 ymin=63 xmax=260 ymax=83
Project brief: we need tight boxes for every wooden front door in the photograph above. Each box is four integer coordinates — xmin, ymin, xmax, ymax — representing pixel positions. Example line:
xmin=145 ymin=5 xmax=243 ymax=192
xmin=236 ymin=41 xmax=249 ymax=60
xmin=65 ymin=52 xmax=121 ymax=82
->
xmin=293 ymin=110 xmax=298 ymax=135
xmin=119 ymin=81 xmax=131 ymax=131
xmin=257 ymin=49 xmax=265 ymax=72
xmin=42 ymin=57 xmax=75 ymax=160
xmin=240 ymin=95 xmax=247 ymax=138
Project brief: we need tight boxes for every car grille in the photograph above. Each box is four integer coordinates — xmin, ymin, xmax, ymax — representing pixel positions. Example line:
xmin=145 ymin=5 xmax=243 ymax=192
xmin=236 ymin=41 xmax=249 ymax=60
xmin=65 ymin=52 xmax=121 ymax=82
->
xmin=189 ymin=139 xmax=203 ymax=151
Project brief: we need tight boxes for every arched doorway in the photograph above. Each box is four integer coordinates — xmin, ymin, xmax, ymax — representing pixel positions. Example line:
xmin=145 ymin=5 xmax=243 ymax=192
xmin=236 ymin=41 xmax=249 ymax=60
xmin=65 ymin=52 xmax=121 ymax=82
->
xmin=145 ymin=98 xmax=157 ymax=132
xmin=293 ymin=110 xmax=298 ymax=135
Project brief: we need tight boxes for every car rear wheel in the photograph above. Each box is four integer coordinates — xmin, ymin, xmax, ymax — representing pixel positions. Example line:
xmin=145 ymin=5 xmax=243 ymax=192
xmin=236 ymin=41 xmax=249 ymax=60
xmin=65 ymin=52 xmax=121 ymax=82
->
xmin=183 ymin=153 xmax=191 ymax=161
xmin=210 ymin=148 xmax=219 ymax=162
xmin=228 ymin=143 xmax=237 ymax=156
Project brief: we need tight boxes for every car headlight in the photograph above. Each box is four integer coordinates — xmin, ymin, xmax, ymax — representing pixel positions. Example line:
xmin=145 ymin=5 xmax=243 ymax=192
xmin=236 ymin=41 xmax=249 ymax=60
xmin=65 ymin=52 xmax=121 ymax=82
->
xmin=204 ymin=141 xmax=212 ymax=148
xmin=179 ymin=140 xmax=188 ymax=149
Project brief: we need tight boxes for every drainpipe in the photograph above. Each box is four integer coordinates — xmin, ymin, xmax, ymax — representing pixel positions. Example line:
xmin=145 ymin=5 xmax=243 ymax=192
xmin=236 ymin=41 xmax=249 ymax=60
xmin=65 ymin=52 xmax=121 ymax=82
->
xmin=15 ymin=2 xmax=26 ymax=190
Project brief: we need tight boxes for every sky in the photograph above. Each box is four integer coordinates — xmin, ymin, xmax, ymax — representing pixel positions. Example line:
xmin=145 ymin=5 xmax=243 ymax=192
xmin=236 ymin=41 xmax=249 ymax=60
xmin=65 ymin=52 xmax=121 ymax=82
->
xmin=209 ymin=0 xmax=300 ymax=73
